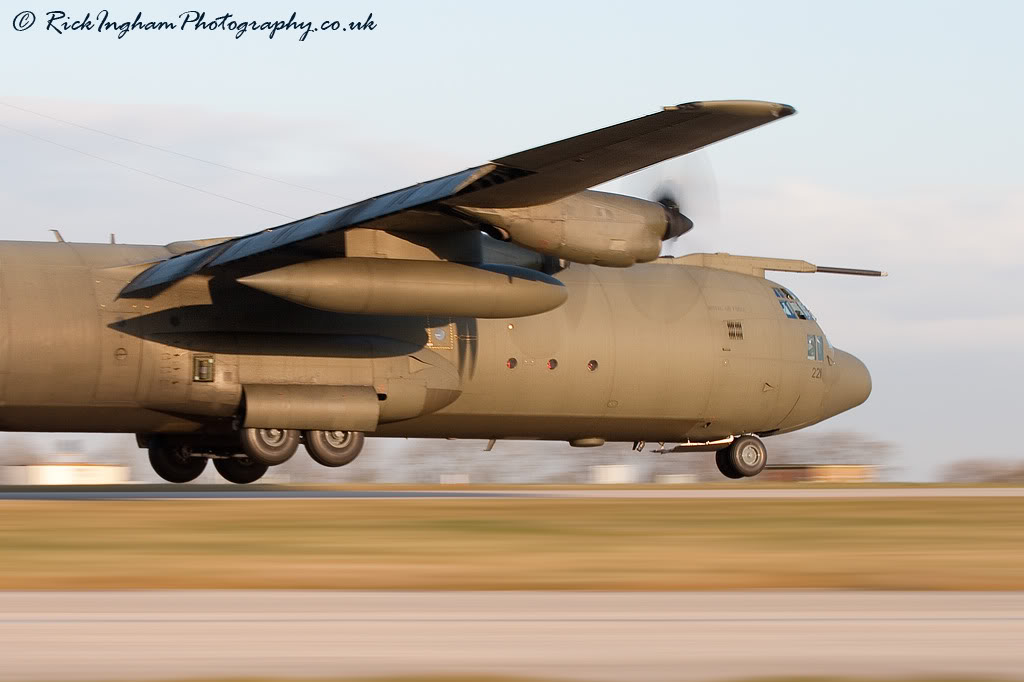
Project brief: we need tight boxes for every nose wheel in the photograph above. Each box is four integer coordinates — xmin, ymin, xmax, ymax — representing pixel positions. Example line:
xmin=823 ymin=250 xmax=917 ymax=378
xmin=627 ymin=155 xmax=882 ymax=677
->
xmin=716 ymin=435 xmax=767 ymax=479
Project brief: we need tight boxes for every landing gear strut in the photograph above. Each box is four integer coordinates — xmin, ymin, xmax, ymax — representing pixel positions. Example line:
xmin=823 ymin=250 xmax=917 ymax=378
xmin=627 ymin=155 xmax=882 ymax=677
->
xmin=715 ymin=435 xmax=767 ymax=479
xmin=148 ymin=440 xmax=207 ymax=483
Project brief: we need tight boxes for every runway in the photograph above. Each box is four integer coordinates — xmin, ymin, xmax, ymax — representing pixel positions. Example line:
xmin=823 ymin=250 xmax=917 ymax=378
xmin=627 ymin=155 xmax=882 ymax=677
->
xmin=2 ymin=591 xmax=1023 ymax=681
xmin=2 ymin=485 xmax=1023 ymax=500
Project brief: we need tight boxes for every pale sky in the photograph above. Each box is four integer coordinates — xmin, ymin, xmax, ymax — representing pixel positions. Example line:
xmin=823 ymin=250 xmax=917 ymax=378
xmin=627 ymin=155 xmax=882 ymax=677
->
xmin=1 ymin=0 xmax=1022 ymax=479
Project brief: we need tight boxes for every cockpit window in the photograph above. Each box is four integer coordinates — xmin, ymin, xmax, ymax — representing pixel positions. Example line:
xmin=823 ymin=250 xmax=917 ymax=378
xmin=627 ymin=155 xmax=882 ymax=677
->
xmin=774 ymin=287 xmax=815 ymax=321
xmin=807 ymin=334 xmax=824 ymax=361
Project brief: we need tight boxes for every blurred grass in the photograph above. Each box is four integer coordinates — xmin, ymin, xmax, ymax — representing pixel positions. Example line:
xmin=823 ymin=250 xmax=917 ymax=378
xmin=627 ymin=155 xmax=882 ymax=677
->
xmin=3 ymin=482 xmax=1024 ymax=492
xmin=1 ymin=497 xmax=1023 ymax=589
xmin=113 ymin=677 xmax=1024 ymax=682
xmin=114 ymin=675 xmax=1024 ymax=679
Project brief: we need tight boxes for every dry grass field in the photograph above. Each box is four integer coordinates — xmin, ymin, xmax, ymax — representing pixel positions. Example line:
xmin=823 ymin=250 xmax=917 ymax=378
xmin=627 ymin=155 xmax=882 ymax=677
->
xmin=111 ymin=678 xmax=1021 ymax=682
xmin=1 ymin=496 xmax=1023 ymax=590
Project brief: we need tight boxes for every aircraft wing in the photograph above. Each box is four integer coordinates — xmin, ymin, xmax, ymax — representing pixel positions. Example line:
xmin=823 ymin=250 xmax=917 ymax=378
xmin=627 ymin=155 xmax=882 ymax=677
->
xmin=120 ymin=100 xmax=793 ymax=296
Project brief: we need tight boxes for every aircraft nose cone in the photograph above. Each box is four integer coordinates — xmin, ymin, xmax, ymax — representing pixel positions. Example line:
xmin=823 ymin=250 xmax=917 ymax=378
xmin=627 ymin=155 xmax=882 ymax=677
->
xmin=826 ymin=349 xmax=872 ymax=417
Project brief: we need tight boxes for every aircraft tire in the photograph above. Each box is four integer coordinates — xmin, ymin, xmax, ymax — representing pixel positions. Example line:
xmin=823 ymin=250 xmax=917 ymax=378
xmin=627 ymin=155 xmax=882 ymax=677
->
xmin=303 ymin=430 xmax=365 ymax=467
xmin=214 ymin=456 xmax=269 ymax=484
xmin=727 ymin=435 xmax=768 ymax=477
xmin=149 ymin=442 xmax=207 ymax=483
xmin=715 ymin=449 xmax=744 ymax=479
xmin=239 ymin=428 xmax=300 ymax=466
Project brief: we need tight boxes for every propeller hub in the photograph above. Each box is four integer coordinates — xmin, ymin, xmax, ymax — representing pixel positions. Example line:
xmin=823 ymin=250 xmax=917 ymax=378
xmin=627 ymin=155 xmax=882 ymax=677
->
xmin=661 ymin=203 xmax=693 ymax=240
xmin=653 ymin=189 xmax=693 ymax=241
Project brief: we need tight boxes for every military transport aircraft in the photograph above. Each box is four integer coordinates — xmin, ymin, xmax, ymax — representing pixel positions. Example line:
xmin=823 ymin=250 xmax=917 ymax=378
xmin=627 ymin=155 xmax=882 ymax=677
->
xmin=1 ymin=100 xmax=879 ymax=483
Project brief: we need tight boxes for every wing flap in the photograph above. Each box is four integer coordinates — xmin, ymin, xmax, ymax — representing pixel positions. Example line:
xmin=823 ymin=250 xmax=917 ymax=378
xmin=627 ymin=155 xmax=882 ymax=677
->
xmin=121 ymin=164 xmax=496 ymax=295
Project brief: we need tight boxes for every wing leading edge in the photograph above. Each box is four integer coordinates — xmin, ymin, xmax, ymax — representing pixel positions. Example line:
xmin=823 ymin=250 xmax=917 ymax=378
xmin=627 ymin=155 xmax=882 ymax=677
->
xmin=120 ymin=100 xmax=794 ymax=297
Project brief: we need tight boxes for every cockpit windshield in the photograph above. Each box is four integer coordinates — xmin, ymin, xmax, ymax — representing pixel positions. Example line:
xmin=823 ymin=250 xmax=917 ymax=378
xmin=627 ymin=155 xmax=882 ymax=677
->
xmin=773 ymin=287 xmax=815 ymax=321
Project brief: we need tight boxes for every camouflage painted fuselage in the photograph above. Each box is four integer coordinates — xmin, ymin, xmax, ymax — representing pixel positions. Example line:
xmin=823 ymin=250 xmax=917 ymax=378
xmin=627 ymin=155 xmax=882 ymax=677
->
xmin=0 ymin=240 xmax=869 ymax=443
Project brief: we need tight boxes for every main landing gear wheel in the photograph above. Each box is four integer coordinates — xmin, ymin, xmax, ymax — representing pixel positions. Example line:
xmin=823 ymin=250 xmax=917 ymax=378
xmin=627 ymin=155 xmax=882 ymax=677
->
xmin=303 ymin=430 xmax=365 ymax=467
xmin=214 ymin=456 xmax=268 ymax=484
xmin=716 ymin=435 xmax=768 ymax=479
xmin=149 ymin=442 xmax=207 ymax=483
xmin=715 ymin=449 xmax=744 ymax=479
xmin=239 ymin=428 xmax=300 ymax=466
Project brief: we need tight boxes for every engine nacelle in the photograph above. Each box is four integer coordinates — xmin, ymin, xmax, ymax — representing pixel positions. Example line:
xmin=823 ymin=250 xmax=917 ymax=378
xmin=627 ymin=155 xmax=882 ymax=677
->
xmin=453 ymin=190 xmax=691 ymax=267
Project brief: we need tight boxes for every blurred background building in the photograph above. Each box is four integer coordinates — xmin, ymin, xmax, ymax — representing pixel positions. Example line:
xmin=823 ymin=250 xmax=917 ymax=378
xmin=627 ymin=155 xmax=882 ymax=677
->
xmin=0 ymin=430 xmax=900 ymax=484
xmin=0 ymin=438 xmax=130 ymax=485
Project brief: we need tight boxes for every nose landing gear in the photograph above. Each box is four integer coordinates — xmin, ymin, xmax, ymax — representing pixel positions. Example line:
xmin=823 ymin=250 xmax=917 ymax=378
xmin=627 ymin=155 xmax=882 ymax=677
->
xmin=715 ymin=435 xmax=767 ymax=479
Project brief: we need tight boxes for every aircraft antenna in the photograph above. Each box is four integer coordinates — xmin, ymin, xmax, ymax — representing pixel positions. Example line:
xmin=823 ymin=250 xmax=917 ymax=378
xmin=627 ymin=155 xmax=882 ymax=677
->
xmin=0 ymin=121 xmax=294 ymax=220
xmin=1 ymin=101 xmax=349 ymax=200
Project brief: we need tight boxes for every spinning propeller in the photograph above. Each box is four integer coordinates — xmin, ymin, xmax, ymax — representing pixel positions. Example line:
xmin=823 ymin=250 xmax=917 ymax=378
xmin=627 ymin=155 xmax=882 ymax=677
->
xmin=614 ymin=152 xmax=721 ymax=257
xmin=652 ymin=182 xmax=694 ymax=246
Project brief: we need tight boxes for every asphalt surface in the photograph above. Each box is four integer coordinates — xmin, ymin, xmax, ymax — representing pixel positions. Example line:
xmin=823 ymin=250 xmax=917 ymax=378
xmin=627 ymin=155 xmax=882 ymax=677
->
xmin=1 ymin=591 xmax=1022 ymax=681
xmin=1 ymin=485 xmax=1024 ymax=499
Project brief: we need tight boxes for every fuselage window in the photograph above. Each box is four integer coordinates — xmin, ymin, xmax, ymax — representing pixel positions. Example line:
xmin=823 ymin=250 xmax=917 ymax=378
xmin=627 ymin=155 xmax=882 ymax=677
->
xmin=807 ymin=334 xmax=824 ymax=361
xmin=780 ymin=300 xmax=798 ymax=319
